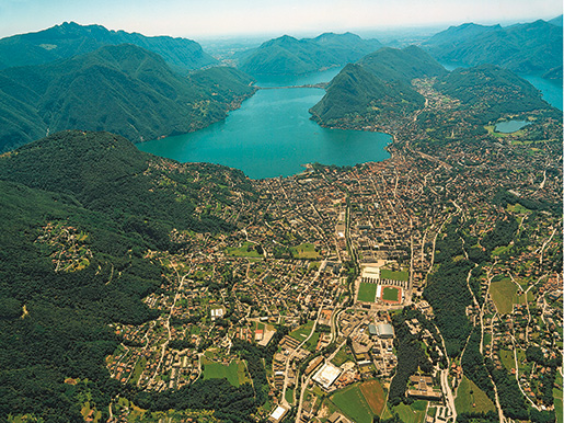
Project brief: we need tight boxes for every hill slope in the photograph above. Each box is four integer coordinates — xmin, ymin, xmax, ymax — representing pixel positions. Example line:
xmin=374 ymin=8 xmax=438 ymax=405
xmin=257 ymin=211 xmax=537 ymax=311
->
xmin=0 ymin=21 xmax=218 ymax=71
xmin=0 ymin=44 xmax=255 ymax=152
xmin=310 ymin=46 xmax=445 ymax=127
xmin=424 ymin=20 xmax=563 ymax=80
xmin=0 ymin=130 xmax=256 ymax=421
xmin=238 ymin=32 xmax=382 ymax=77
xmin=437 ymin=65 xmax=549 ymax=118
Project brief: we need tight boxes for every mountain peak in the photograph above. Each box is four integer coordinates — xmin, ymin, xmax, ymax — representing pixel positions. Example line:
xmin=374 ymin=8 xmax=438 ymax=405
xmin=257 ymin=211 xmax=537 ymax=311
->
xmin=0 ymin=22 xmax=217 ymax=71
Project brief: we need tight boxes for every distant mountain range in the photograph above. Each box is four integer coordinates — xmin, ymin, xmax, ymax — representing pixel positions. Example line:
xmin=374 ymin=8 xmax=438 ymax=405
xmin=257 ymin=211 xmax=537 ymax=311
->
xmin=237 ymin=32 xmax=382 ymax=77
xmin=0 ymin=21 xmax=217 ymax=72
xmin=548 ymin=14 xmax=563 ymax=26
xmin=0 ymin=44 xmax=255 ymax=152
xmin=423 ymin=19 xmax=563 ymax=80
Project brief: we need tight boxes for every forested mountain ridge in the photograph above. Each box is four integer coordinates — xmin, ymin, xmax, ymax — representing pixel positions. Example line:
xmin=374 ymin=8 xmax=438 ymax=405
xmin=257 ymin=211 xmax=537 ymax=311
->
xmin=548 ymin=14 xmax=563 ymax=26
xmin=0 ymin=44 xmax=256 ymax=153
xmin=435 ymin=64 xmax=550 ymax=123
xmin=423 ymin=19 xmax=563 ymax=80
xmin=237 ymin=32 xmax=382 ymax=77
xmin=310 ymin=46 xmax=445 ymax=127
xmin=357 ymin=45 xmax=448 ymax=82
xmin=0 ymin=21 xmax=218 ymax=71
xmin=0 ymin=130 xmax=254 ymax=235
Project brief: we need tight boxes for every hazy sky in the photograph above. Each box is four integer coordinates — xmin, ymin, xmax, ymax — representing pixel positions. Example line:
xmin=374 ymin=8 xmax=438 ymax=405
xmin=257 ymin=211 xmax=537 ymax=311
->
xmin=0 ymin=0 xmax=561 ymax=40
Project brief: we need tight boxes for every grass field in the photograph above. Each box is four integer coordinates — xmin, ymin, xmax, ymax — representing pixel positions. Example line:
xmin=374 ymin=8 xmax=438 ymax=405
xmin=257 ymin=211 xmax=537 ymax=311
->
xmin=289 ymin=320 xmax=315 ymax=341
xmin=358 ymin=282 xmax=378 ymax=302
xmin=507 ymin=203 xmax=532 ymax=214
xmin=226 ymin=241 xmax=262 ymax=258
xmin=286 ymin=388 xmax=295 ymax=405
xmin=382 ymin=286 xmax=400 ymax=302
xmin=455 ymin=376 xmax=496 ymax=414
xmin=490 ymin=278 xmax=518 ymax=315
xmin=331 ymin=383 xmax=374 ymax=423
xmin=332 ymin=346 xmax=354 ymax=367
xmin=201 ymin=358 xmax=248 ymax=387
xmin=291 ymin=242 xmax=320 ymax=259
xmin=359 ymin=379 xmax=386 ymax=415
xmin=499 ymin=349 xmax=516 ymax=371
xmin=129 ymin=357 xmax=147 ymax=385
xmin=380 ymin=268 xmax=409 ymax=281
xmin=554 ymin=372 xmax=563 ymax=423
xmin=304 ymin=331 xmax=320 ymax=352
xmin=392 ymin=401 xmax=426 ymax=423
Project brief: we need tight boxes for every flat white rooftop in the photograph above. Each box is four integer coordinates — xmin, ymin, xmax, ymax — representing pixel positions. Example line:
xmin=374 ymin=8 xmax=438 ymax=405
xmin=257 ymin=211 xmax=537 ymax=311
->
xmin=361 ymin=266 xmax=380 ymax=278
xmin=312 ymin=362 xmax=342 ymax=389
xmin=271 ymin=405 xmax=287 ymax=421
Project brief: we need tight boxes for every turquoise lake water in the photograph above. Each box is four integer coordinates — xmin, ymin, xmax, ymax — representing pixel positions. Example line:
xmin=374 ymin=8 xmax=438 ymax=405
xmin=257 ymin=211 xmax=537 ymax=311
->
xmin=137 ymin=65 xmax=562 ymax=180
xmin=521 ymin=75 xmax=563 ymax=111
xmin=138 ymin=69 xmax=392 ymax=179
xmin=495 ymin=120 xmax=531 ymax=133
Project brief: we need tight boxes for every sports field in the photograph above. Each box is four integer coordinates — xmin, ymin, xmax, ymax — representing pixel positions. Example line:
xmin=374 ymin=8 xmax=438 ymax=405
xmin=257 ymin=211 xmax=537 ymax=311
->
xmin=357 ymin=282 xmax=378 ymax=302
xmin=380 ymin=268 xmax=409 ymax=281
xmin=381 ymin=286 xmax=401 ymax=302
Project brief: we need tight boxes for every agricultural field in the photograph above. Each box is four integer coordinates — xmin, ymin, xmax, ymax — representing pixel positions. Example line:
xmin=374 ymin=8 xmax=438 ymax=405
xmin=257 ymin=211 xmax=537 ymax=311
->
xmin=330 ymin=383 xmax=374 ymax=423
xmin=455 ymin=376 xmax=496 ymax=414
xmin=359 ymin=379 xmax=386 ymax=415
xmin=489 ymin=277 xmax=518 ymax=315
xmin=201 ymin=358 xmax=249 ymax=387
xmin=357 ymin=282 xmax=378 ymax=302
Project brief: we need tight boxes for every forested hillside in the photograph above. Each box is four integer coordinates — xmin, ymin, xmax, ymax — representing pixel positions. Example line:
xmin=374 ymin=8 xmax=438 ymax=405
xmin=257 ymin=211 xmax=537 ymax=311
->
xmin=310 ymin=46 xmax=444 ymax=128
xmin=0 ymin=44 xmax=255 ymax=152
xmin=423 ymin=19 xmax=563 ymax=81
xmin=0 ymin=130 xmax=257 ymax=422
